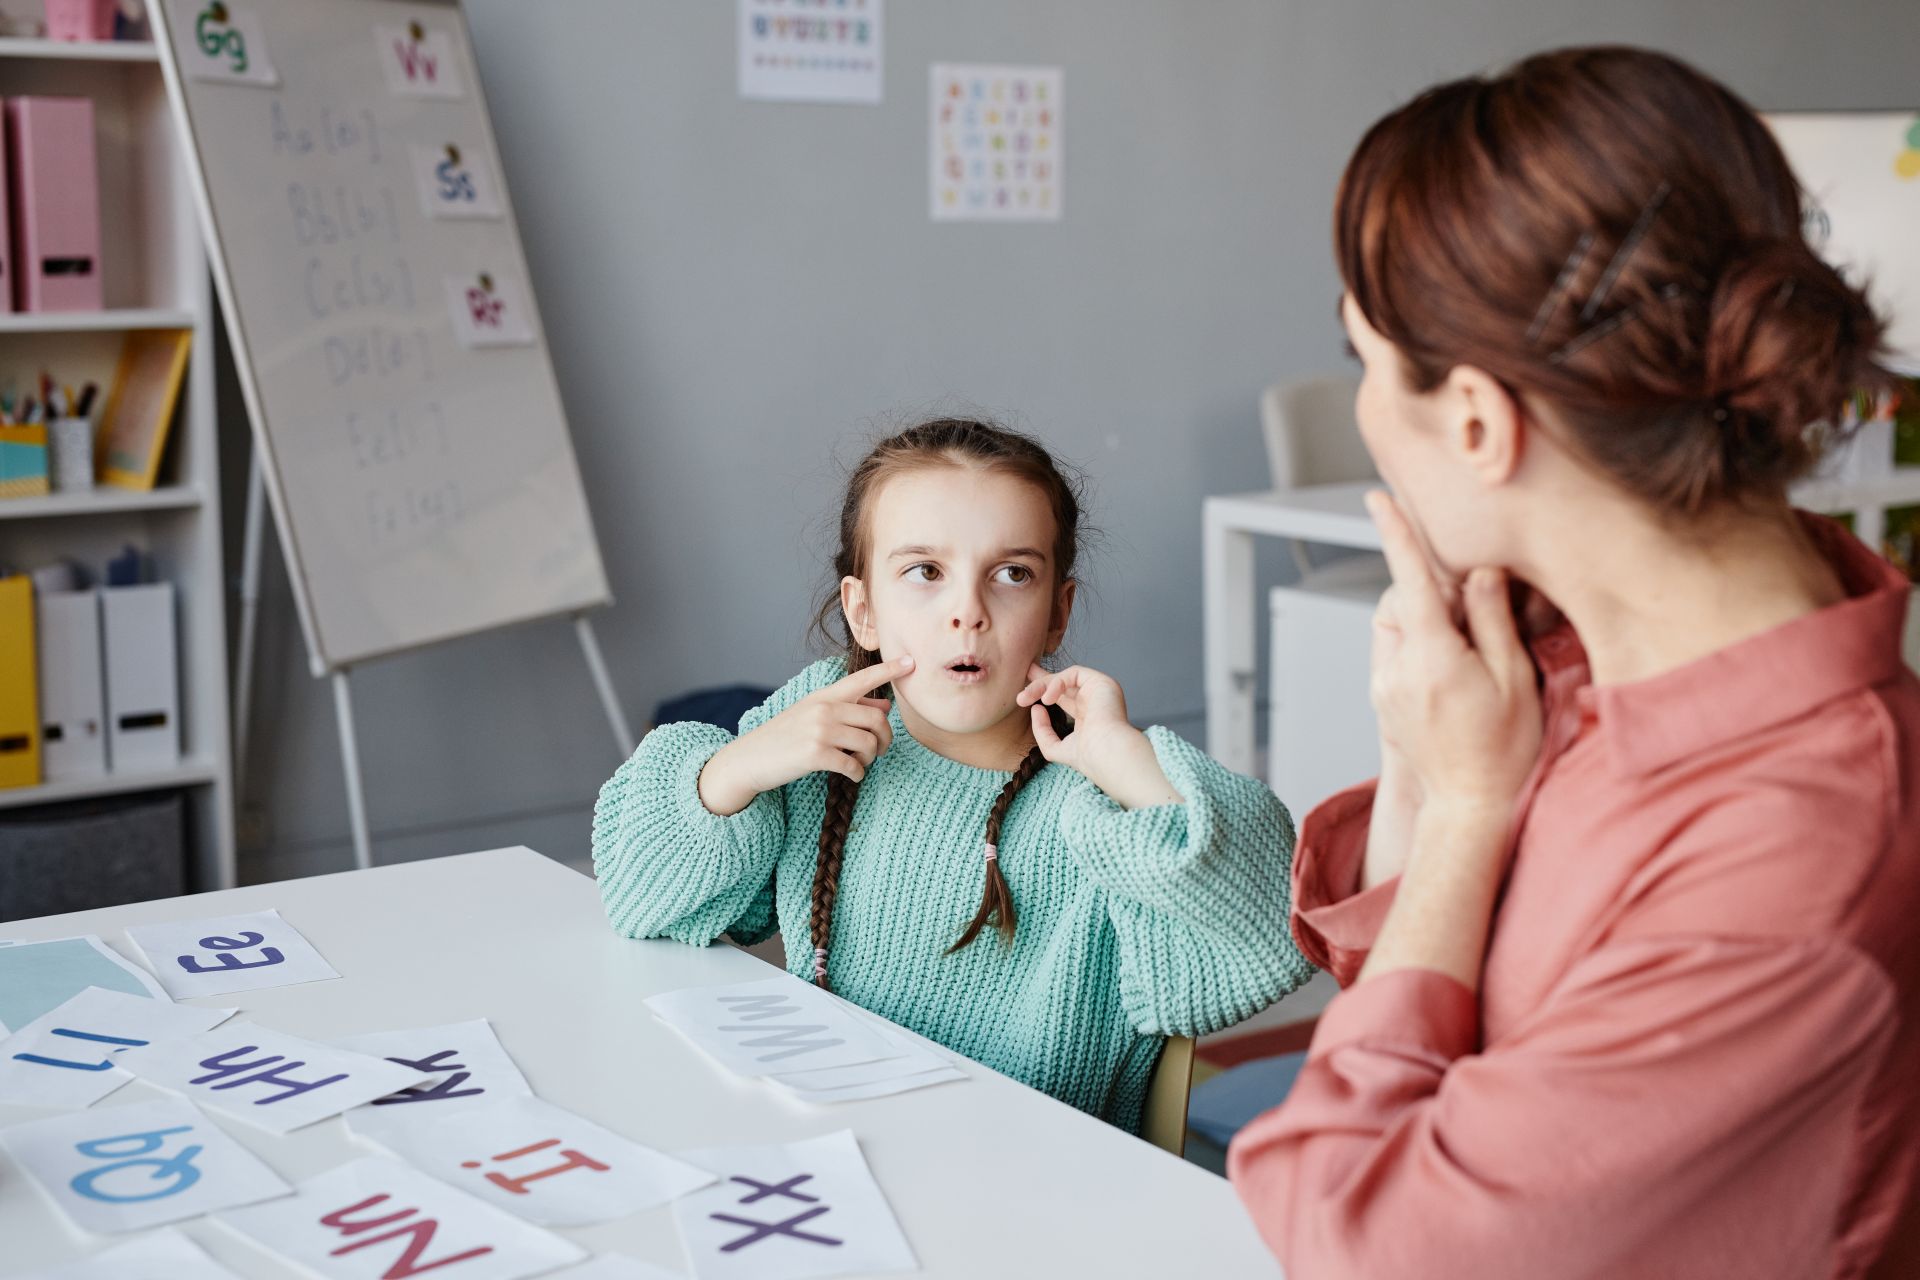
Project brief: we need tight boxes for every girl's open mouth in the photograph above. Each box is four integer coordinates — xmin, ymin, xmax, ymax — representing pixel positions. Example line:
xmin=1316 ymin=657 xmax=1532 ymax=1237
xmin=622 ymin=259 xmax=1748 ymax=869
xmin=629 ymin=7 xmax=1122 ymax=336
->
xmin=944 ymin=656 xmax=989 ymax=685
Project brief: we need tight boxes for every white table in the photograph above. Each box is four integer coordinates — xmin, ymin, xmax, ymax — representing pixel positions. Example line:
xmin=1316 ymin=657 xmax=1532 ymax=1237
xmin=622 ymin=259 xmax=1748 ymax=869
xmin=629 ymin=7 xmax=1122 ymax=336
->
xmin=1204 ymin=482 xmax=1378 ymax=776
xmin=0 ymin=847 xmax=1284 ymax=1278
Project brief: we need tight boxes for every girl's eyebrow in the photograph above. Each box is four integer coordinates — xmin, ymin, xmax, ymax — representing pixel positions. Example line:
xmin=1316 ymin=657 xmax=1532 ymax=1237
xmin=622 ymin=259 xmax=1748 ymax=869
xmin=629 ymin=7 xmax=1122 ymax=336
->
xmin=885 ymin=544 xmax=1049 ymax=562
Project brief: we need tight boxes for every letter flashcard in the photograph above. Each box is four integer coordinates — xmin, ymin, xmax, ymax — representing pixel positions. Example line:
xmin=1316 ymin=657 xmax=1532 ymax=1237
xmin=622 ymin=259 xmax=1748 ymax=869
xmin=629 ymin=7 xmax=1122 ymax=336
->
xmin=126 ymin=909 xmax=340 ymax=999
xmin=0 ymin=987 xmax=235 ymax=1110
xmin=0 ymin=1096 xmax=291 ymax=1235
xmin=642 ymin=977 xmax=900 ymax=1078
xmin=377 ymin=20 xmax=466 ymax=99
xmin=172 ymin=0 xmax=281 ymax=87
xmin=219 ymin=1156 xmax=586 ymax=1280
xmin=335 ymin=1019 xmax=532 ymax=1144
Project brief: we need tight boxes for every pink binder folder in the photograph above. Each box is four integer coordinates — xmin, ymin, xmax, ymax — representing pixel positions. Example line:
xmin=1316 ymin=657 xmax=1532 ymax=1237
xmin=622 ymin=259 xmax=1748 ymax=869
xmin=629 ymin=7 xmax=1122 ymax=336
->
xmin=0 ymin=115 xmax=12 ymax=315
xmin=5 ymin=97 xmax=103 ymax=312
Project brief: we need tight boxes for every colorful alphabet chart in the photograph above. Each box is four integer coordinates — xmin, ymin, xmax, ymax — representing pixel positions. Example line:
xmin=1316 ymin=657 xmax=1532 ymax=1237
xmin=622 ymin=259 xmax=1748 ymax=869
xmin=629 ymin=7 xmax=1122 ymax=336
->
xmin=175 ymin=1 xmax=281 ymax=88
xmin=930 ymin=63 xmax=1063 ymax=222
xmin=0 ymin=988 xmax=235 ymax=1111
xmin=0 ymin=1097 xmax=290 ymax=1235
xmin=117 ymin=1023 xmax=434 ymax=1136
xmin=358 ymin=1094 xmax=715 ymax=1227
xmin=126 ymin=909 xmax=340 ymax=999
xmin=376 ymin=18 xmax=466 ymax=99
xmin=16 ymin=1226 xmax=250 ymax=1280
xmin=336 ymin=1018 xmax=532 ymax=1143
xmin=0 ymin=937 xmax=171 ymax=1035
xmin=219 ymin=1155 xmax=586 ymax=1280
xmin=643 ymin=977 xmax=902 ymax=1078
xmin=738 ymin=0 xmax=883 ymax=105
xmin=672 ymin=1130 xmax=915 ymax=1280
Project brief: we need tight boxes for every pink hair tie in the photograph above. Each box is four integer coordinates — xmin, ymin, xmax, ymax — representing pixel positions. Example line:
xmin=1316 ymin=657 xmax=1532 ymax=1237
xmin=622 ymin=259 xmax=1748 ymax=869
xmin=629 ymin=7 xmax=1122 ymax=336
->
xmin=983 ymin=842 xmax=998 ymax=863
xmin=813 ymin=946 xmax=828 ymax=979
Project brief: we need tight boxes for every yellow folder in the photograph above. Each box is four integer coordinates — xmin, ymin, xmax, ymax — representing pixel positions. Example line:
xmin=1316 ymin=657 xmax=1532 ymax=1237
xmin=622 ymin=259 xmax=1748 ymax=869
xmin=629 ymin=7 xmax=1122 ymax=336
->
xmin=0 ymin=575 xmax=41 ymax=788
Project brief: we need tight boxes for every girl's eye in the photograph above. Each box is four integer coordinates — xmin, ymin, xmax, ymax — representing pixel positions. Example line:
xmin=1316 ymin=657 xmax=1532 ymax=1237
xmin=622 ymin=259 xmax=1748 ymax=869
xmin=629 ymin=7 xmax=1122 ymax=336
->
xmin=903 ymin=563 xmax=941 ymax=583
xmin=993 ymin=564 xmax=1034 ymax=585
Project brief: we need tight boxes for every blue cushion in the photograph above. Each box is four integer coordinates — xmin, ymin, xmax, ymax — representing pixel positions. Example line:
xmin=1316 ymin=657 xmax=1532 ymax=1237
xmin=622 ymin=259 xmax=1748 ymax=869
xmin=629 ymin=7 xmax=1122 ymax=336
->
xmin=1187 ymin=1050 xmax=1309 ymax=1148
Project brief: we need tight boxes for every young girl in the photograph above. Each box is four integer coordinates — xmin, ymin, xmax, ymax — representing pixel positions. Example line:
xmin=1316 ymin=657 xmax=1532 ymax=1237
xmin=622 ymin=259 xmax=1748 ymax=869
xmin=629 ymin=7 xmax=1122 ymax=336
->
xmin=594 ymin=418 xmax=1313 ymax=1133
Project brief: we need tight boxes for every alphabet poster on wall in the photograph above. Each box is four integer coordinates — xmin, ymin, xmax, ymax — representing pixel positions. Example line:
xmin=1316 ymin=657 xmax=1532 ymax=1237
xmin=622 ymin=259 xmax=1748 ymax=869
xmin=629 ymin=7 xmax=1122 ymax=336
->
xmin=0 ymin=1097 xmax=290 ymax=1234
xmin=930 ymin=63 xmax=1062 ymax=222
xmin=125 ymin=909 xmax=340 ymax=998
xmin=738 ymin=0 xmax=882 ymax=104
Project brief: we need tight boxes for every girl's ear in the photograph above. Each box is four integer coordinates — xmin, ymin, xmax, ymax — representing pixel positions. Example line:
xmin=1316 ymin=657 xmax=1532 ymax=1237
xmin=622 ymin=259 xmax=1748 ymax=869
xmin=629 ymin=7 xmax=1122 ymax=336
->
xmin=840 ymin=575 xmax=880 ymax=651
xmin=1044 ymin=577 xmax=1077 ymax=655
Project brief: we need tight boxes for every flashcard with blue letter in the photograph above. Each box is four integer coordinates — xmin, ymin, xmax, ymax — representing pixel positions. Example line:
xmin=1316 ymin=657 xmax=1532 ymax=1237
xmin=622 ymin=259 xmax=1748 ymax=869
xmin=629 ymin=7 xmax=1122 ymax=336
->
xmin=358 ymin=1095 xmax=715 ymax=1227
xmin=0 ymin=937 xmax=171 ymax=1035
xmin=642 ymin=977 xmax=899 ymax=1078
xmin=117 ymin=1023 xmax=433 ymax=1136
xmin=125 ymin=909 xmax=339 ymax=999
xmin=671 ymin=1130 xmax=914 ymax=1280
xmin=170 ymin=0 xmax=281 ymax=88
xmin=0 ymin=1096 xmax=290 ymax=1234
xmin=16 ymin=1226 xmax=250 ymax=1279
xmin=412 ymin=143 xmax=503 ymax=219
xmin=335 ymin=1019 xmax=532 ymax=1144
xmin=219 ymin=1156 xmax=585 ymax=1280
xmin=0 ymin=987 xmax=236 ymax=1110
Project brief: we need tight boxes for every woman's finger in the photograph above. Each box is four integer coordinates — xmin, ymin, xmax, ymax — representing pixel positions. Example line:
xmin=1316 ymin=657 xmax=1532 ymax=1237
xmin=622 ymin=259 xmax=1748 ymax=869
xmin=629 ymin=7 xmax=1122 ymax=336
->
xmin=1365 ymin=490 xmax=1450 ymax=629
xmin=1462 ymin=567 xmax=1530 ymax=684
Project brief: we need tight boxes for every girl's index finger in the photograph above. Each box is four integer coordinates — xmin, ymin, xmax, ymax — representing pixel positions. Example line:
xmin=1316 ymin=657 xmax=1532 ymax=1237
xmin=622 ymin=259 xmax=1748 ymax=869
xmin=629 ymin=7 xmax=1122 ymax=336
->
xmin=1365 ymin=490 xmax=1449 ymax=624
xmin=824 ymin=652 xmax=915 ymax=700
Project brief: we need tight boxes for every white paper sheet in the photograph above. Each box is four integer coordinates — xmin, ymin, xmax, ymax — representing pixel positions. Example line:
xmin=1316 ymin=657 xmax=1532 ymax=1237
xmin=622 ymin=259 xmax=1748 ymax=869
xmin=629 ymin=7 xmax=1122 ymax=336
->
xmin=643 ymin=977 xmax=900 ymax=1078
xmin=445 ymin=272 xmax=536 ymax=347
xmin=376 ymin=22 xmax=465 ymax=99
xmin=334 ymin=1018 xmax=532 ymax=1143
xmin=737 ymin=0 xmax=882 ymax=104
xmin=125 ymin=910 xmax=339 ymax=1000
xmin=172 ymin=0 xmax=281 ymax=88
xmin=549 ymin=1256 xmax=688 ymax=1280
xmin=15 ymin=1226 xmax=250 ymax=1279
xmin=219 ymin=1156 xmax=586 ymax=1280
xmin=0 ymin=937 xmax=171 ymax=1035
xmin=412 ymin=142 xmax=503 ymax=220
xmin=0 ymin=987 xmax=236 ymax=1110
xmin=118 ymin=1023 xmax=433 ymax=1136
xmin=672 ymin=1130 xmax=915 ymax=1280
xmin=930 ymin=63 xmax=1062 ymax=222
xmin=359 ymin=1094 xmax=715 ymax=1227
xmin=0 ymin=1096 xmax=291 ymax=1235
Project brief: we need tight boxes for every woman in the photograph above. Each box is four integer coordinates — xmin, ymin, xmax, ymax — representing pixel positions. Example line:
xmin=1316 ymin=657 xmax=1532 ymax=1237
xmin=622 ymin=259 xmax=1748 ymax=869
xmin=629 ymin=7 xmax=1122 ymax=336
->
xmin=1228 ymin=45 xmax=1920 ymax=1279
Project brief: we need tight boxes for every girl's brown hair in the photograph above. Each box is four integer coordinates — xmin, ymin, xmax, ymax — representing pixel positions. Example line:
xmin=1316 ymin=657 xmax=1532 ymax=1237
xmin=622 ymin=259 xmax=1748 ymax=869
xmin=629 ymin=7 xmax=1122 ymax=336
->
xmin=1335 ymin=45 xmax=1896 ymax=515
xmin=806 ymin=417 xmax=1083 ymax=991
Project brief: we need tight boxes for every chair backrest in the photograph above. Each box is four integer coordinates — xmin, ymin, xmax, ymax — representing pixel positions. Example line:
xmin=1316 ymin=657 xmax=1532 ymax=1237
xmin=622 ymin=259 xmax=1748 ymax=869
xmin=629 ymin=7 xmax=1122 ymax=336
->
xmin=1141 ymin=1034 xmax=1195 ymax=1156
xmin=1259 ymin=375 xmax=1374 ymax=490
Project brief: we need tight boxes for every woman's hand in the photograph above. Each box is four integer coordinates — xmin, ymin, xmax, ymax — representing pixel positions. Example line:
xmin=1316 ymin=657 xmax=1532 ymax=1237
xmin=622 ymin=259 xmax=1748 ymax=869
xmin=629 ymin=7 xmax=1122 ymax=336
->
xmin=1017 ymin=663 xmax=1183 ymax=810
xmin=698 ymin=654 xmax=915 ymax=816
xmin=1366 ymin=491 xmax=1542 ymax=825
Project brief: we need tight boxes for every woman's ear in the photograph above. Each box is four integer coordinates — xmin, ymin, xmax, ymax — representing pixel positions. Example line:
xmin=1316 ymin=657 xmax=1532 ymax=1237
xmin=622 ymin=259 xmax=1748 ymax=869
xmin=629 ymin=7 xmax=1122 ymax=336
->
xmin=1443 ymin=365 xmax=1525 ymax=487
xmin=839 ymin=575 xmax=880 ymax=651
xmin=1044 ymin=578 xmax=1077 ymax=655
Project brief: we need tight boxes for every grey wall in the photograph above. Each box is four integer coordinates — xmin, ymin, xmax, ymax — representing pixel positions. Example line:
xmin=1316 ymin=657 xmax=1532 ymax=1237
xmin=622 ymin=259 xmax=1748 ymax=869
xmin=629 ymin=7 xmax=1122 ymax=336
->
xmin=227 ymin=0 xmax=1920 ymax=881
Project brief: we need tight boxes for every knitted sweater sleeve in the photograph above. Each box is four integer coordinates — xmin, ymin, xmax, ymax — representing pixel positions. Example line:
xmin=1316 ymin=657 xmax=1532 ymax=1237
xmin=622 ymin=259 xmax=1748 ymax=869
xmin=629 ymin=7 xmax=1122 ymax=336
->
xmin=1059 ymin=726 xmax=1317 ymax=1037
xmin=591 ymin=659 xmax=844 ymax=946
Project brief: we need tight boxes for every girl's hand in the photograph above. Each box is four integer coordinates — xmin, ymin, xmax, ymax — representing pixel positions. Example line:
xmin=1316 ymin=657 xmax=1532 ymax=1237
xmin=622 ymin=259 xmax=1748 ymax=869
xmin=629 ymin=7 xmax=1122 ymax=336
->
xmin=1366 ymin=491 xmax=1542 ymax=824
xmin=1017 ymin=663 xmax=1183 ymax=810
xmin=698 ymin=654 xmax=915 ymax=816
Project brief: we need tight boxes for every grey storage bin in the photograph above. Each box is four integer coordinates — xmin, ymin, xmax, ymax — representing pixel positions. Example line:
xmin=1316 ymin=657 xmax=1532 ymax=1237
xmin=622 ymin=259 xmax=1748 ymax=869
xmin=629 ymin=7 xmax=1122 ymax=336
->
xmin=0 ymin=792 xmax=186 ymax=923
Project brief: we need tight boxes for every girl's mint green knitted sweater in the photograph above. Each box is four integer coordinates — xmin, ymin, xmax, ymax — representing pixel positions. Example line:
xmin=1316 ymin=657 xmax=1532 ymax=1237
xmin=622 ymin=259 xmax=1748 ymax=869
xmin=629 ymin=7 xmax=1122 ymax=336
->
xmin=592 ymin=659 xmax=1314 ymax=1133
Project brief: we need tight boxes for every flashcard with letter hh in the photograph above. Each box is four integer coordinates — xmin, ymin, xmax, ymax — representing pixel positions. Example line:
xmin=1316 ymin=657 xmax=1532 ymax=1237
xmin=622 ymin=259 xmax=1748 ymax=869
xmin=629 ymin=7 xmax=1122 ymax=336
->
xmin=118 ymin=1023 xmax=433 ymax=1136
xmin=446 ymin=272 xmax=535 ymax=348
xmin=361 ymin=1095 xmax=715 ymax=1226
xmin=126 ymin=909 xmax=339 ymax=999
xmin=0 ymin=987 xmax=235 ymax=1110
xmin=377 ymin=19 xmax=465 ymax=99
xmin=171 ymin=0 xmax=280 ymax=87
xmin=672 ymin=1130 xmax=915 ymax=1280
xmin=15 ymin=1227 xmax=250 ymax=1280
xmin=0 ymin=1096 xmax=290 ymax=1235
xmin=219 ymin=1156 xmax=586 ymax=1280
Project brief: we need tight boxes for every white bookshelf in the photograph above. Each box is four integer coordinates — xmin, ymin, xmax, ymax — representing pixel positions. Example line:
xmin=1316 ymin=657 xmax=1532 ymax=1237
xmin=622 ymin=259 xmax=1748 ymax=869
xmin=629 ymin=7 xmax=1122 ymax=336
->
xmin=0 ymin=39 xmax=236 ymax=892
